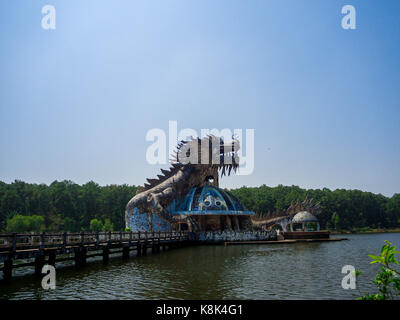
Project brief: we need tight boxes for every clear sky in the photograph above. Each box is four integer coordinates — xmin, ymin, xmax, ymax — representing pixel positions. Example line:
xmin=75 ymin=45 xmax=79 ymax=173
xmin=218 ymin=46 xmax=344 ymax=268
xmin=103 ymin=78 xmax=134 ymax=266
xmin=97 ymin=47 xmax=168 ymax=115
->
xmin=0 ymin=0 xmax=399 ymax=196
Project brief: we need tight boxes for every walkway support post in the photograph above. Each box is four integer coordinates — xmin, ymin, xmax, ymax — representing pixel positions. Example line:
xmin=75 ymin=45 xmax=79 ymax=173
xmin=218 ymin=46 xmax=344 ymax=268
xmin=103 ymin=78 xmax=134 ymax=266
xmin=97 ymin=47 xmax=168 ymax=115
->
xmin=122 ymin=246 xmax=129 ymax=259
xmin=137 ymin=242 xmax=142 ymax=257
xmin=48 ymin=251 xmax=56 ymax=267
xmin=34 ymin=254 xmax=45 ymax=276
xmin=142 ymin=243 xmax=147 ymax=255
xmin=102 ymin=247 xmax=109 ymax=264
xmin=81 ymin=247 xmax=87 ymax=266
xmin=74 ymin=247 xmax=87 ymax=267
xmin=3 ymin=256 xmax=13 ymax=283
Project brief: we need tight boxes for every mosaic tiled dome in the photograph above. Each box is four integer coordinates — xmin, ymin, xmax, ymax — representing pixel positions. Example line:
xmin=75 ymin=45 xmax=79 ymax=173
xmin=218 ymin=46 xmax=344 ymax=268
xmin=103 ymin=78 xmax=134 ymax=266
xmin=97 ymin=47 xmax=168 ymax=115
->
xmin=171 ymin=185 xmax=254 ymax=216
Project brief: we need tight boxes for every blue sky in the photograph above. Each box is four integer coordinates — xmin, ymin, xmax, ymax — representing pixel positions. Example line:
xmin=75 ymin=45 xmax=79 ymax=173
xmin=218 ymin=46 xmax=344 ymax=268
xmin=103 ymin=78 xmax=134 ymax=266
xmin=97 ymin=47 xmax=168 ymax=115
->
xmin=0 ymin=0 xmax=399 ymax=196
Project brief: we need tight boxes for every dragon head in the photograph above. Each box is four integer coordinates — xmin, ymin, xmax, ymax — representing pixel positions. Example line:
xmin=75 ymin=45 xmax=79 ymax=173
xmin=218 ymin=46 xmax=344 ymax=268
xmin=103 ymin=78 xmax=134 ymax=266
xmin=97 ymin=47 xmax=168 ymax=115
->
xmin=173 ymin=135 xmax=240 ymax=176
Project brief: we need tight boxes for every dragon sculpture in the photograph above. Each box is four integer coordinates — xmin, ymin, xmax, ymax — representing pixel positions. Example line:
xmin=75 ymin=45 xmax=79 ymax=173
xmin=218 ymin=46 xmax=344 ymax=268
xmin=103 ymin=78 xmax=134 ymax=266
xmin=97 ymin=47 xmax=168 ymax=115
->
xmin=125 ymin=135 xmax=240 ymax=231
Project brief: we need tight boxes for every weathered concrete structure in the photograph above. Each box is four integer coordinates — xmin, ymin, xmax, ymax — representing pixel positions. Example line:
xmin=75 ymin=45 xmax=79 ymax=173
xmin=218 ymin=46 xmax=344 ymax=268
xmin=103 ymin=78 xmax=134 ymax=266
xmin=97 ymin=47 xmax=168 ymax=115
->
xmin=125 ymin=135 xmax=275 ymax=241
xmin=126 ymin=135 xmax=243 ymax=233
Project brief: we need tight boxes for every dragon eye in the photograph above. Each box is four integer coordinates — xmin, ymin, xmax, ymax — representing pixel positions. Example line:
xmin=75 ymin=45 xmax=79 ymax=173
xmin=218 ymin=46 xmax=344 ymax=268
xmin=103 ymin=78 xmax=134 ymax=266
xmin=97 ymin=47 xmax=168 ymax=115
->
xmin=215 ymin=200 xmax=222 ymax=206
xmin=204 ymin=200 xmax=211 ymax=207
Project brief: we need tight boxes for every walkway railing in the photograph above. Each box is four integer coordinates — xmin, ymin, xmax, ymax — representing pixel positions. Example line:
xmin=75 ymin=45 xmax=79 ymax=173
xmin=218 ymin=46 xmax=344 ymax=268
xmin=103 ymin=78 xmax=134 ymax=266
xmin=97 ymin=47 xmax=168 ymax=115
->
xmin=0 ymin=231 xmax=188 ymax=254
xmin=0 ymin=231 xmax=190 ymax=283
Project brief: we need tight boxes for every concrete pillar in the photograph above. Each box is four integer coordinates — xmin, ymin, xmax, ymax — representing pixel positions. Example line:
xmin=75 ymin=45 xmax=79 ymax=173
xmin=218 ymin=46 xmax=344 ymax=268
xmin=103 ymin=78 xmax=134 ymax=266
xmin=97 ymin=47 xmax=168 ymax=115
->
xmin=225 ymin=216 xmax=232 ymax=230
xmin=141 ymin=243 xmax=147 ymax=256
xmin=232 ymin=216 xmax=240 ymax=231
xmin=137 ymin=243 xmax=142 ymax=256
xmin=48 ymin=251 xmax=56 ymax=267
xmin=74 ymin=248 xmax=80 ymax=267
xmin=3 ymin=258 xmax=12 ymax=283
xmin=74 ymin=247 xmax=87 ymax=267
xmin=122 ymin=247 xmax=129 ymax=259
xmin=81 ymin=247 xmax=87 ymax=266
xmin=102 ymin=247 xmax=109 ymax=263
xmin=34 ymin=255 xmax=45 ymax=276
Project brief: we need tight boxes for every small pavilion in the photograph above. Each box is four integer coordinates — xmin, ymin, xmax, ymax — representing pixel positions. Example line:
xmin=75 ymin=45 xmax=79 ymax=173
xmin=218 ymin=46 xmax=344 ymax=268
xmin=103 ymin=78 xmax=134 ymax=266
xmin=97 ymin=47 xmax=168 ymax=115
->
xmin=283 ymin=211 xmax=329 ymax=240
xmin=290 ymin=211 xmax=320 ymax=232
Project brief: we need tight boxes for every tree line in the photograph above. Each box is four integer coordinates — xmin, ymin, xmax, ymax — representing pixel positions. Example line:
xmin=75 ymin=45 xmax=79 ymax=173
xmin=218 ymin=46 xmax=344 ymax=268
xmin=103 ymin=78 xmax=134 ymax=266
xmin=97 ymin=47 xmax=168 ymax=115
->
xmin=0 ymin=180 xmax=137 ymax=233
xmin=0 ymin=180 xmax=399 ymax=232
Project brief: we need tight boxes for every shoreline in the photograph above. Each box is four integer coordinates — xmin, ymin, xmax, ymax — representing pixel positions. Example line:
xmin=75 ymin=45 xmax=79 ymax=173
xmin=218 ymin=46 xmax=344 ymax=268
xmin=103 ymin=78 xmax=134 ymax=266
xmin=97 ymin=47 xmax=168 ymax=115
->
xmin=330 ymin=228 xmax=400 ymax=235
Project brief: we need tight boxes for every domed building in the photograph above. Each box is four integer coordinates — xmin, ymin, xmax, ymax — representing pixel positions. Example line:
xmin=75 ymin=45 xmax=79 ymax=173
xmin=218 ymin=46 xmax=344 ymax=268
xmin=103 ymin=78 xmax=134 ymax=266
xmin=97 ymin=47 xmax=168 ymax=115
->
xmin=170 ymin=185 xmax=255 ymax=232
xmin=290 ymin=211 xmax=320 ymax=232
xmin=283 ymin=210 xmax=330 ymax=240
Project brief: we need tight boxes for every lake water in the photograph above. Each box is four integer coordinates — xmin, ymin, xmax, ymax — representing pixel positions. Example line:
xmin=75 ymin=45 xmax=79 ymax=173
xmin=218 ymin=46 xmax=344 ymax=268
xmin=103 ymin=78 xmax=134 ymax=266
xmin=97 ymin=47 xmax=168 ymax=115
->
xmin=1 ymin=232 xmax=399 ymax=300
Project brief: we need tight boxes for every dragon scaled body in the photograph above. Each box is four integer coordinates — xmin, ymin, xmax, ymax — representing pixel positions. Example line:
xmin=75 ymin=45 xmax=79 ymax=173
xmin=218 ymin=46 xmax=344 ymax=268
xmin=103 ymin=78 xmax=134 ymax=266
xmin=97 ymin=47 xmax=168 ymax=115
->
xmin=251 ymin=195 xmax=322 ymax=229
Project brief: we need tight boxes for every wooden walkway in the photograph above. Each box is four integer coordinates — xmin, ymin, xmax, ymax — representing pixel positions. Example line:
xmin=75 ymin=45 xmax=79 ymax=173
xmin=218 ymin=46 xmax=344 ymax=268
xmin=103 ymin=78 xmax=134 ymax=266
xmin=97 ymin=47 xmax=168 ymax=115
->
xmin=0 ymin=231 xmax=189 ymax=283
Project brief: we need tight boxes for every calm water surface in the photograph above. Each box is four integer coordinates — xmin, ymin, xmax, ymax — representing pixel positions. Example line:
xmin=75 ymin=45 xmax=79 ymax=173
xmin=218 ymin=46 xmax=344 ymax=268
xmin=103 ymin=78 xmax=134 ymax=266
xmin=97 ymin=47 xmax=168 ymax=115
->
xmin=1 ymin=232 xmax=399 ymax=300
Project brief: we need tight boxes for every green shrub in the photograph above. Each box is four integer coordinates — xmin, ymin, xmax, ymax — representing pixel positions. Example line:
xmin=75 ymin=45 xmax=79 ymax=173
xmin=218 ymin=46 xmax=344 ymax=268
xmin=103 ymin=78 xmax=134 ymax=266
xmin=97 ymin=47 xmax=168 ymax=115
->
xmin=6 ymin=214 xmax=44 ymax=233
xmin=103 ymin=219 xmax=114 ymax=231
xmin=357 ymin=241 xmax=400 ymax=300
xmin=89 ymin=218 xmax=103 ymax=232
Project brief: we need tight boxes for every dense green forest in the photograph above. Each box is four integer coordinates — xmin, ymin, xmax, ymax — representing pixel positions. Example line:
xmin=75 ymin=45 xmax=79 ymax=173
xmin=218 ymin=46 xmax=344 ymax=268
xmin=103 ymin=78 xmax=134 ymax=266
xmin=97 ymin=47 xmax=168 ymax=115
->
xmin=0 ymin=180 xmax=137 ymax=232
xmin=0 ymin=180 xmax=399 ymax=232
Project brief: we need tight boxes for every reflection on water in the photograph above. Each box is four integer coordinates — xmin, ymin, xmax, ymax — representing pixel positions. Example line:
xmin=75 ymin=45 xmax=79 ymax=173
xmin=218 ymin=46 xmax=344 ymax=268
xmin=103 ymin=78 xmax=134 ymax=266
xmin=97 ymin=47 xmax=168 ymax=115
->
xmin=1 ymin=233 xmax=399 ymax=300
